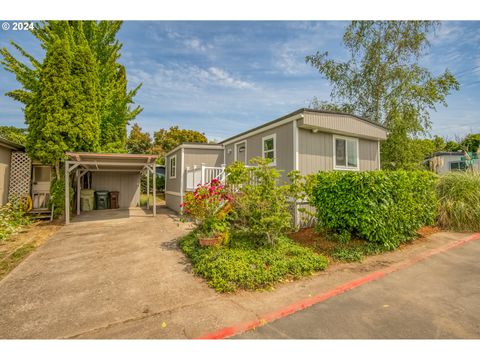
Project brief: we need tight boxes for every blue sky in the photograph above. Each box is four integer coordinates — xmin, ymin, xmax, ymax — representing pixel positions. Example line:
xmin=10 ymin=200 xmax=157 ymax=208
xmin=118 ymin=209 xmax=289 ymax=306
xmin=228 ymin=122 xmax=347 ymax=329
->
xmin=0 ymin=21 xmax=479 ymax=142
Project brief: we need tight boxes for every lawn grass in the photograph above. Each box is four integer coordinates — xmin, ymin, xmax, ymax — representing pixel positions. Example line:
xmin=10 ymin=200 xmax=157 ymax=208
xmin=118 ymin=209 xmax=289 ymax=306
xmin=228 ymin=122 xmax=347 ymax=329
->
xmin=139 ymin=193 xmax=165 ymax=207
xmin=0 ymin=243 xmax=36 ymax=279
xmin=0 ymin=221 xmax=62 ymax=280
xmin=179 ymin=231 xmax=328 ymax=292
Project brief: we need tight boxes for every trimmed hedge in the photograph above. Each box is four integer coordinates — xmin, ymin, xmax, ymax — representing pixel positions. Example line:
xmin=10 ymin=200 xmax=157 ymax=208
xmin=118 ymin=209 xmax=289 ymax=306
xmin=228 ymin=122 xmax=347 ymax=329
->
xmin=310 ymin=170 xmax=438 ymax=249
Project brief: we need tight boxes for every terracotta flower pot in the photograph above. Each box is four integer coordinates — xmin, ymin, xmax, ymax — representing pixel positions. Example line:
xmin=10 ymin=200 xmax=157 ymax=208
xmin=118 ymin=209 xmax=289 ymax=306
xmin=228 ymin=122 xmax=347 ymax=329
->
xmin=199 ymin=234 xmax=222 ymax=247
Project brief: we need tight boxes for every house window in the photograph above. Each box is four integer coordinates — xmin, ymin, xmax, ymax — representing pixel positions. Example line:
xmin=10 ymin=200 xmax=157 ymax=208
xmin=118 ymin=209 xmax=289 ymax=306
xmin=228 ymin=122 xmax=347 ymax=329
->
xmin=450 ymin=161 xmax=466 ymax=171
xmin=262 ymin=134 xmax=276 ymax=165
xmin=169 ymin=155 xmax=177 ymax=179
xmin=334 ymin=135 xmax=359 ymax=170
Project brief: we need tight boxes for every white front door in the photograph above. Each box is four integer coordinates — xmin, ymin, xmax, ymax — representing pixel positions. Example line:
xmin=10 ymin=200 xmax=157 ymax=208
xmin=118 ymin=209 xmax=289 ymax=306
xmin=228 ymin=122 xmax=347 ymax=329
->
xmin=32 ymin=166 xmax=51 ymax=209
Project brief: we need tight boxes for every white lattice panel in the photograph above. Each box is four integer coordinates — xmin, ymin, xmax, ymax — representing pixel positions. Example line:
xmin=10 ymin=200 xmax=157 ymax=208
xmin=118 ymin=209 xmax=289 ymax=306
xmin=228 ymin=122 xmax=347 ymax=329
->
xmin=8 ymin=151 xmax=31 ymax=200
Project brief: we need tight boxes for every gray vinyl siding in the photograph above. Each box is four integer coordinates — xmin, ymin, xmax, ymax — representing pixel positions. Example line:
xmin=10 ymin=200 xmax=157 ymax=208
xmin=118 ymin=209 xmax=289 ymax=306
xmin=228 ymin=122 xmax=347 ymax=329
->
xmin=298 ymin=129 xmax=333 ymax=173
xmin=298 ymin=128 xmax=381 ymax=174
xmin=300 ymin=111 xmax=387 ymax=140
xmin=91 ymin=172 xmax=141 ymax=208
xmin=359 ymin=138 xmax=380 ymax=171
xmin=225 ymin=121 xmax=294 ymax=183
xmin=165 ymin=148 xmax=183 ymax=194
xmin=0 ymin=146 xmax=11 ymax=206
xmin=183 ymin=148 xmax=224 ymax=168
xmin=165 ymin=147 xmax=223 ymax=212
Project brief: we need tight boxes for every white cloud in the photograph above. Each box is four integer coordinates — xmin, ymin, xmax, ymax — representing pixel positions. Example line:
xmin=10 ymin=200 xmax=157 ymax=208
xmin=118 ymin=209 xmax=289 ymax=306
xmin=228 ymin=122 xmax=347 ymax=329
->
xmin=207 ymin=67 xmax=255 ymax=89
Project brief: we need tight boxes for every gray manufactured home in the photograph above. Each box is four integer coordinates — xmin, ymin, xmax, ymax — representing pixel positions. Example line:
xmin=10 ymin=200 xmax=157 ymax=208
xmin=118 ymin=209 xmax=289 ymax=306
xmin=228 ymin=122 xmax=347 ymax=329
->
xmin=164 ymin=108 xmax=388 ymax=213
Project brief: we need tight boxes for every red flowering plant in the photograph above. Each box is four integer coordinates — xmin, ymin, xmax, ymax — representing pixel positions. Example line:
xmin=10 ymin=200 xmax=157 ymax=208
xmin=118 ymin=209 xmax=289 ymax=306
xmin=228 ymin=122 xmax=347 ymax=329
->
xmin=181 ymin=178 xmax=234 ymax=245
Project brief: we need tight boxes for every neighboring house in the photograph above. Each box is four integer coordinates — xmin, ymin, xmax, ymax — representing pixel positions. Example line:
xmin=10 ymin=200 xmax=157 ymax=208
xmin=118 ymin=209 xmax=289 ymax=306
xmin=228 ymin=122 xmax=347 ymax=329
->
xmin=0 ymin=137 xmax=24 ymax=206
xmin=0 ymin=136 xmax=52 ymax=209
xmin=426 ymin=151 xmax=480 ymax=175
xmin=164 ymin=108 xmax=388 ymax=213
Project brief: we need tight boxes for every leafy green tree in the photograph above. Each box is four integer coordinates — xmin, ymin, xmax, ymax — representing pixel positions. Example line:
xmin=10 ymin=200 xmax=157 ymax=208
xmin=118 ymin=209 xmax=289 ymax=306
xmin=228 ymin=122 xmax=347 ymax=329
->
xmin=445 ymin=140 xmax=461 ymax=152
xmin=306 ymin=21 xmax=460 ymax=169
xmin=152 ymin=126 xmax=208 ymax=161
xmin=0 ymin=21 xmax=142 ymax=153
xmin=461 ymin=133 xmax=480 ymax=153
xmin=126 ymin=123 xmax=152 ymax=154
xmin=0 ymin=126 xmax=27 ymax=144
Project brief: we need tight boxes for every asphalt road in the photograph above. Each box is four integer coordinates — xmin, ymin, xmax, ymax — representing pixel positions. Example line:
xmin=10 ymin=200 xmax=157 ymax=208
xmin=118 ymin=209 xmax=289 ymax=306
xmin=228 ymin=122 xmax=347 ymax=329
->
xmin=235 ymin=239 xmax=480 ymax=339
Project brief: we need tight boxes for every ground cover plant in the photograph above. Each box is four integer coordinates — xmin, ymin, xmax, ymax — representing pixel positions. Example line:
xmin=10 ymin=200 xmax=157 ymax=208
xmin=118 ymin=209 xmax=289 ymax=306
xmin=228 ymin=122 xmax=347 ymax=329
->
xmin=436 ymin=170 xmax=480 ymax=232
xmin=179 ymin=158 xmax=328 ymax=292
xmin=180 ymin=231 xmax=327 ymax=292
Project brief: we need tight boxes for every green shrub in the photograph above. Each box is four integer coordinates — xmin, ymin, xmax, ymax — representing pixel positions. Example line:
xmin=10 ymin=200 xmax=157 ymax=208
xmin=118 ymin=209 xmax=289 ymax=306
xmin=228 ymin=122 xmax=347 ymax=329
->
xmin=436 ymin=170 xmax=480 ymax=231
xmin=310 ymin=170 xmax=438 ymax=249
xmin=225 ymin=158 xmax=292 ymax=246
xmin=179 ymin=231 xmax=328 ymax=292
xmin=0 ymin=202 xmax=31 ymax=241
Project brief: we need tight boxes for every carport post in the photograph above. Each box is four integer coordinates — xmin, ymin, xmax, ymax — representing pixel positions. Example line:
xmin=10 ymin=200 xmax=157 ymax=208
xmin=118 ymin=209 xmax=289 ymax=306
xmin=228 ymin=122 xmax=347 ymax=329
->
xmin=153 ymin=164 xmax=156 ymax=216
xmin=65 ymin=161 xmax=70 ymax=225
xmin=146 ymin=170 xmax=150 ymax=210
xmin=76 ymin=169 xmax=81 ymax=216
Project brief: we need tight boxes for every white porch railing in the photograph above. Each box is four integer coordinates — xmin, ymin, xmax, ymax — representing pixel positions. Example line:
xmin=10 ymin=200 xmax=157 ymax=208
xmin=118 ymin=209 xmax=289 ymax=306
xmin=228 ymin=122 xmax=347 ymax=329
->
xmin=185 ymin=164 xmax=226 ymax=191
xmin=185 ymin=164 xmax=261 ymax=191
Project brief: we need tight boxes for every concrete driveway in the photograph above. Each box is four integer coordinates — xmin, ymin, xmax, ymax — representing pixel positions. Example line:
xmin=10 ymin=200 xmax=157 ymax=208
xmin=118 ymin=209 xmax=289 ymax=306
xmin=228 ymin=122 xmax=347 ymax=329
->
xmin=0 ymin=207 xmax=219 ymax=338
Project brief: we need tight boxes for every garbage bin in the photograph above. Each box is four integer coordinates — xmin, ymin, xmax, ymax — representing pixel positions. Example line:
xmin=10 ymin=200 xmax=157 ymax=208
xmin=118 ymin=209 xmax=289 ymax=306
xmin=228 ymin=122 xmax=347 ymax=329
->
xmin=95 ymin=190 xmax=109 ymax=210
xmin=80 ymin=189 xmax=95 ymax=212
xmin=109 ymin=191 xmax=119 ymax=209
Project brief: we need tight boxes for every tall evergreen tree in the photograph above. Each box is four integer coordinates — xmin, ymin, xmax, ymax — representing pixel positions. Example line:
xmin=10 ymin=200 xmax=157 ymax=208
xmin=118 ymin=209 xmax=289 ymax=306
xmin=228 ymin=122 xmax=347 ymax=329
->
xmin=0 ymin=21 xmax=142 ymax=153
xmin=25 ymin=37 xmax=74 ymax=179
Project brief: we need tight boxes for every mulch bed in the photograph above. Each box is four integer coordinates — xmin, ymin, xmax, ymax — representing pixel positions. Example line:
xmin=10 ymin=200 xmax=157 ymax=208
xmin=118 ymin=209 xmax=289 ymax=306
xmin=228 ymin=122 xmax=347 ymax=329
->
xmin=289 ymin=226 xmax=442 ymax=262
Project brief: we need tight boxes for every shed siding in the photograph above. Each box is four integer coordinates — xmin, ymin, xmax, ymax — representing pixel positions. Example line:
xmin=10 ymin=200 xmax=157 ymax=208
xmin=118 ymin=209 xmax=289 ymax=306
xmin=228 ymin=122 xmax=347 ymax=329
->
xmin=298 ymin=128 xmax=380 ymax=174
xmin=165 ymin=193 xmax=182 ymax=213
xmin=300 ymin=112 xmax=387 ymax=140
xmin=183 ymin=148 xmax=224 ymax=168
xmin=225 ymin=121 xmax=294 ymax=182
xmin=165 ymin=148 xmax=183 ymax=194
xmin=91 ymin=172 xmax=140 ymax=208
xmin=0 ymin=146 xmax=11 ymax=206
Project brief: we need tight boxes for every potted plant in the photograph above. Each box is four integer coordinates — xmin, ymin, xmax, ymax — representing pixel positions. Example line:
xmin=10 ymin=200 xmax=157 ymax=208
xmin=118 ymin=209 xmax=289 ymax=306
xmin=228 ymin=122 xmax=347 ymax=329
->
xmin=181 ymin=179 xmax=234 ymax=247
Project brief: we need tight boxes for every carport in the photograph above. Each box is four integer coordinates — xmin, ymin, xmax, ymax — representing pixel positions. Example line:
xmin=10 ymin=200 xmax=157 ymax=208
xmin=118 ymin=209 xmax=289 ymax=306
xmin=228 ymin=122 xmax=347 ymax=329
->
xmin=64 ymin=152 xmax=159 ymax=224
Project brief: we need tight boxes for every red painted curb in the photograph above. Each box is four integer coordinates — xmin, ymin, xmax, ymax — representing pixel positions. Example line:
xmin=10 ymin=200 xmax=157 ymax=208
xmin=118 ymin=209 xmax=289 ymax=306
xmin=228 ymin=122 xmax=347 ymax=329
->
xmin=197 ymin=232 xmax=480 ymax=340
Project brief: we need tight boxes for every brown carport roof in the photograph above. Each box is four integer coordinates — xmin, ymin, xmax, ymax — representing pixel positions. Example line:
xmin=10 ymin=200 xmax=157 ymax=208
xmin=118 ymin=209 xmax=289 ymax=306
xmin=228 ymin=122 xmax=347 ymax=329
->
xmin=66 ymin=152 xmax=158 ymax=172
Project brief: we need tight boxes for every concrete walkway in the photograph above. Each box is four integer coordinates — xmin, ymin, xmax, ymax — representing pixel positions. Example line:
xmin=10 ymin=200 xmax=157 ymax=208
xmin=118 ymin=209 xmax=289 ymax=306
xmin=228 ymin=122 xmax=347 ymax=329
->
xmin=0 ymin=210 xmax=477 ymax=339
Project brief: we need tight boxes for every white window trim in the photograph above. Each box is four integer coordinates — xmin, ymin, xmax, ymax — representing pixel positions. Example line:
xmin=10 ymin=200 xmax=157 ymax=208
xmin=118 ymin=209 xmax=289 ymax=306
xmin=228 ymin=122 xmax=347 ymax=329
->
xmin=169 ymin=154 xmax=177 ymax=179
xmin=333 ymin=135 xmax=359 ymax=171
xmin=234 ymin=140 xmax=247 ymax=162
xmin=262 ymin=133 xmax=277 ymax=166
